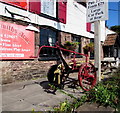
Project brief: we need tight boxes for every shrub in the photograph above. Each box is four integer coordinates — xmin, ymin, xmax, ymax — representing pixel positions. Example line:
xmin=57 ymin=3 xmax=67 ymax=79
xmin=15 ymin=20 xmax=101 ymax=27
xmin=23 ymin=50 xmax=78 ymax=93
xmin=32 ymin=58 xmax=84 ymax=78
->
xmin=53 ymin=66 xmax=120 ymax=112
xmin=88 ymin=76 xmax=120 ymax=109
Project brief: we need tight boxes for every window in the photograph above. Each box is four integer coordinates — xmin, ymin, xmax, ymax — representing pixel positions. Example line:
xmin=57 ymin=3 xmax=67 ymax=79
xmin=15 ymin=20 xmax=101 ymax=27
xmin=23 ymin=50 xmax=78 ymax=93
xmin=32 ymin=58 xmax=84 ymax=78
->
xmin=90 ymin=39 xmax=94 ymax=59
xmin=41 ymin=0 xmax=57 ymax=18
xmin=103 ymin=46 xmax=114 ymax=57
xmin=40 ymin=28 xmax=57 ymax=58
xmin=29 ymin=0 xmax=67 ymax=24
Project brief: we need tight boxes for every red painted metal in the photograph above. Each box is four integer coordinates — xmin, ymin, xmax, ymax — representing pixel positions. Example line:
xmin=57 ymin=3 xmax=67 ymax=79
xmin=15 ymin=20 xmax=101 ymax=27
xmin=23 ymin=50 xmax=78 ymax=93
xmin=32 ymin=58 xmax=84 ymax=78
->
xmin=78 ymin=63 xmax=96 ymax=91
xmin=30 ymin=44 xmax=88 ymax=61
xmin=30 ymin=45 xmax=57 ymax=58
xmin=30 ymin=43 xmax=96 ymax=91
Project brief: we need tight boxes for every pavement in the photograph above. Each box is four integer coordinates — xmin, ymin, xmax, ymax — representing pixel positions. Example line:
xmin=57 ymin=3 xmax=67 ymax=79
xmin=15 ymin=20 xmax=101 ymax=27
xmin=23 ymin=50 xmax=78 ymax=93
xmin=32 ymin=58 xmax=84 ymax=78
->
xmin=76 ymin=103 xmax=115 ymax=112
xmin=1 ymin=76 xmax=84 ymax=112
xmin=1 ymin=76 xmax=115 ymax=112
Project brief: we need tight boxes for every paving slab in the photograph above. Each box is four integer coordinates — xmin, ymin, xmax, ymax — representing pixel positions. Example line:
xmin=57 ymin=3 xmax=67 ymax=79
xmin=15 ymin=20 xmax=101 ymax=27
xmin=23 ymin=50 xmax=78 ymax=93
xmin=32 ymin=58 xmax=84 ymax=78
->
xmin=2 ymin=96 xmax=18 ymax=106
xmin=76 ymin=102 xmax=115 ymax=112
xmin=2 ymin=77 xmax=83 ymax=111
xmin=1 ymin=59 xmax=119 ymax=112
xmin=2 ymin=100 xmax=33 ymax=111
xmin=2 ymin=77 xmax=115 ymax=112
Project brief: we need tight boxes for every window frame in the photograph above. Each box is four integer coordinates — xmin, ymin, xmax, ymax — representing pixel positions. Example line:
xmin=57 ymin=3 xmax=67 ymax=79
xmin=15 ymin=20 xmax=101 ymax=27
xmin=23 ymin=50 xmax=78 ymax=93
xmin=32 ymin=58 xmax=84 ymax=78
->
xmin=39 ymin=27 xmax=58 ymax=60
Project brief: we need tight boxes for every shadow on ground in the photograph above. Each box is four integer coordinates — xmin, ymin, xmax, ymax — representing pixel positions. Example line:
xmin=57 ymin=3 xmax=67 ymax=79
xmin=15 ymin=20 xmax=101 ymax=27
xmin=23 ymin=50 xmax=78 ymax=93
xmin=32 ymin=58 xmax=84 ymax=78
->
xmin=38 ymin=81 xmax=57 ymax=95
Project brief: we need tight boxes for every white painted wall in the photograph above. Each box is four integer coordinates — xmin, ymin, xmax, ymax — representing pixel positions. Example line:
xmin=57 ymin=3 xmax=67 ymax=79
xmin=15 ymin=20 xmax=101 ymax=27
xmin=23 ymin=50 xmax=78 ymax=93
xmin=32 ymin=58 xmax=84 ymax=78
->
xmin=65 ymin=0 xmax=94 ymax=38
xmin=0 ymin=1 xmax=110 ymax=40
xmin=91 ymin=21 xmax=116 ymax=42
xmin=91 ymin=21 xmax=106 ymax=41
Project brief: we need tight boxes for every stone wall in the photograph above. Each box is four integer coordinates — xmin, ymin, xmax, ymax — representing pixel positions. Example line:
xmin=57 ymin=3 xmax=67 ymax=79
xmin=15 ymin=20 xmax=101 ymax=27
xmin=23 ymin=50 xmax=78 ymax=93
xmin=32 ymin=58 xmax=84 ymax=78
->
xmin=81 ymin=37 xmax=90 ymax=54
xmin=0 ymin=17 xmax=46 ymax=85
xmin=59 ymin=32 xmax=72 ymax=45
xmin=0 ymin=18 xmax=92 ymax=85
xmin=0 ymin=60 xmax=56 ymax=84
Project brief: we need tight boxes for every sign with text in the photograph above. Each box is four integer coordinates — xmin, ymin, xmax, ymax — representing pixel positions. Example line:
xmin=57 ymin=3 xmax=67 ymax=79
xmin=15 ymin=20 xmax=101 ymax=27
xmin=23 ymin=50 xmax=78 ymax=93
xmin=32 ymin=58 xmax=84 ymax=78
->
xmin=0 ymin=21 xmax=35 ymax=60
xmin=0 ymin=0 xmax=27 ymax=10
xmin=86 ymin=0 xmax=108 ymax=22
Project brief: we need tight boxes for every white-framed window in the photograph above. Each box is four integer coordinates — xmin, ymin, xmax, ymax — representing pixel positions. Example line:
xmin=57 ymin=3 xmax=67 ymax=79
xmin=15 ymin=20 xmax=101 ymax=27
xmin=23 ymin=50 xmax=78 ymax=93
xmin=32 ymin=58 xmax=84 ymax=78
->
xmin=41 ymin=0 xmax=57 ymax=18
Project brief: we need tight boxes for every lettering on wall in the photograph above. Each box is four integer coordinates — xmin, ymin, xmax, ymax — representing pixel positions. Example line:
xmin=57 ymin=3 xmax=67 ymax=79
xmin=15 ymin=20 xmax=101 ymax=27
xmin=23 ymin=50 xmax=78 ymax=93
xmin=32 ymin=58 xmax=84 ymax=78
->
xmin=0 ymin=21 xmax=35 ymax=60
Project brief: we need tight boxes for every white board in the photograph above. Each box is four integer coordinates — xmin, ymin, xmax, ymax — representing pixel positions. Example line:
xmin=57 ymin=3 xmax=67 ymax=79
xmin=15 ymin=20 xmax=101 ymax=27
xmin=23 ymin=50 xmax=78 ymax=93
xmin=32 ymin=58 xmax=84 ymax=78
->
xmin=86 ymin=0 xmax=108 ymax=23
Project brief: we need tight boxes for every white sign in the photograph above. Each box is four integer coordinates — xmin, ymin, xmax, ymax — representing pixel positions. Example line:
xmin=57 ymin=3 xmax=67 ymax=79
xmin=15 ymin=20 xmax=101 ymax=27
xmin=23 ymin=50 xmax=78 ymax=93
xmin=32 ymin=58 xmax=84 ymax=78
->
xmin=41 ymin=0 xmax=56 ymax=18
xmin=87 ymin=0 xmax=108 ymax=22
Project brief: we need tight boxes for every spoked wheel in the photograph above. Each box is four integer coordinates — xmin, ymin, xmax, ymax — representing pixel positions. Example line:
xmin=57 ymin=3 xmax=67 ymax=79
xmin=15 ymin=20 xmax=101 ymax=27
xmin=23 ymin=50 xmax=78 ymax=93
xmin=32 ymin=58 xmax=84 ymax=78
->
xmin=78 ymin=63 xmax=96 ymax=91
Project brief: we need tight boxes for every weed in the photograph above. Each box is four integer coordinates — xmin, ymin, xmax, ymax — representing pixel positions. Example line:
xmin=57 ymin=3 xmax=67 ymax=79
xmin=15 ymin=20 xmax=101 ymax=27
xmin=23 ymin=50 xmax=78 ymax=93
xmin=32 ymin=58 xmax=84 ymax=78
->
xmin=88 ymin=76 xmax=120 ymax=109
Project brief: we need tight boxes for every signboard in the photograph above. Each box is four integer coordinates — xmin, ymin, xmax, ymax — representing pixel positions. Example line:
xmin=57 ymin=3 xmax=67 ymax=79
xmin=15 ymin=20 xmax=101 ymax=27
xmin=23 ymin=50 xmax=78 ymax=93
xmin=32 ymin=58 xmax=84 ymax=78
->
xmin=41 ymin=0 xmax=56 ymax=17
xmin=0 ymin=0 xmax=27 ymax=10
xmin=0 ymin=21 xmax=35 ymax=60
xmin=87 ymin=0 xmax=108 ymax=22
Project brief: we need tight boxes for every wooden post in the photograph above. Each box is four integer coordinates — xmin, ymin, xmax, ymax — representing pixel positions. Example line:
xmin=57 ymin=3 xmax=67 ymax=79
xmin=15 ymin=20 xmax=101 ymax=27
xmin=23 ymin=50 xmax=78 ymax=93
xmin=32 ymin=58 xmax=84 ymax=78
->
xmin=94 ymin=21 xmax=101 ymax=82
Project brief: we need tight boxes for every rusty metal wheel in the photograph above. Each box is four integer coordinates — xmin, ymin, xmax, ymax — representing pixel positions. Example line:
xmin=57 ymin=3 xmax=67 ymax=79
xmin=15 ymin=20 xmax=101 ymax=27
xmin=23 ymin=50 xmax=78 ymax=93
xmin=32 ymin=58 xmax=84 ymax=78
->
xmin=78 ymin=63 xmax=96 ymax=91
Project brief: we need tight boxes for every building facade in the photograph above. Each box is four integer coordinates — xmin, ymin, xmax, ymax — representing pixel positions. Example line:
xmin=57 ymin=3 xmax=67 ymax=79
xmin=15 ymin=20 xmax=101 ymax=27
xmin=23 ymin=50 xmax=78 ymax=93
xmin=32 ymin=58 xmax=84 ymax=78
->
xmin=0 ymin=0 xmax=109 ymax=83
xmin=0 ymin=0 xmax=96 ymax=60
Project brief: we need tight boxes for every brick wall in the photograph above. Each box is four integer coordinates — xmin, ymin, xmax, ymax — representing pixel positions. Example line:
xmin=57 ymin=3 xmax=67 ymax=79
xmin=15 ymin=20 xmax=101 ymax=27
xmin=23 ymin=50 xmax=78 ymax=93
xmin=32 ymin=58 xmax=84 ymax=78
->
xmin=0 ymin=17 xmax=57 ymax=84
xmin=0 ymin=60 xmax=56 ymax=84
xmin=59 ymin=32 xmax=72 ymax=45
xmin=81 ymin=37 xmax=90 ymax=54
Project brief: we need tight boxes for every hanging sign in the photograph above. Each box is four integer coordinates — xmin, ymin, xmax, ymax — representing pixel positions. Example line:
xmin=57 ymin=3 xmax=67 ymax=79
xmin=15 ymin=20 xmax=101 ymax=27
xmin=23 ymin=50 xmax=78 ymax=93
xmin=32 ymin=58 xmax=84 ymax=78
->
xmin=0 ymin=0 xmax=27 ymax=9
xmin=86 ymin=0 xmax=108 ymax=22
xmin=0 ymin=21 xmax=35 ymax=60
